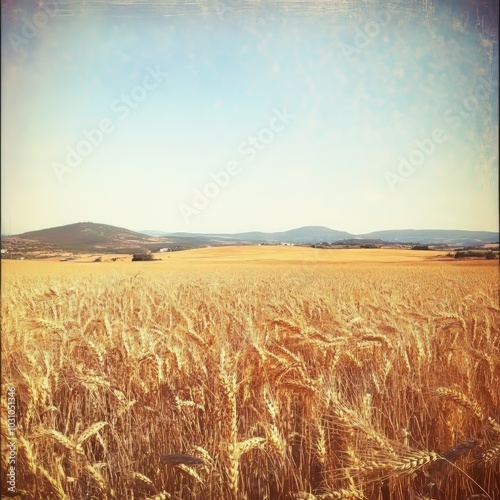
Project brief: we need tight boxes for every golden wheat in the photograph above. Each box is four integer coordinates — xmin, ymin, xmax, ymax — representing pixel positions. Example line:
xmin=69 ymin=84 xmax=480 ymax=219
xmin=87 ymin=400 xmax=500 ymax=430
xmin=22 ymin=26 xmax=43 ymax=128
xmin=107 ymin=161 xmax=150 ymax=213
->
xmin=1 ymin=255 xmax=498 ymax=499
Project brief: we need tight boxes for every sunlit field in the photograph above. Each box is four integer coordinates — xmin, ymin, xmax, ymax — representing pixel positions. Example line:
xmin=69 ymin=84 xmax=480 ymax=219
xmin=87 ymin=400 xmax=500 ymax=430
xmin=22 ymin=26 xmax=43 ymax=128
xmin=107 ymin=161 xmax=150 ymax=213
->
xmin=1 ymin=248 xmax=499 ymax=499
xmin=18 ymin=246 xmax=474 ymax=265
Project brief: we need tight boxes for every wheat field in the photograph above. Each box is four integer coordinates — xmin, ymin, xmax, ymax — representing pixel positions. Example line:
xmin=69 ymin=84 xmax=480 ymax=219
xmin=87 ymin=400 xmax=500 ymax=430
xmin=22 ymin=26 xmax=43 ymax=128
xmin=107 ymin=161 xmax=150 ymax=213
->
xmin=1 ymin=248 xmax=499 ymax=499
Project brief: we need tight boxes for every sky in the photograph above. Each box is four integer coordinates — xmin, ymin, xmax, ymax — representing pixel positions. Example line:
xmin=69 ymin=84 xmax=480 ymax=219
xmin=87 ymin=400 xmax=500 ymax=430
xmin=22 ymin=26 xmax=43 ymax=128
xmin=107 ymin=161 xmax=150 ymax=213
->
xmin=1 ymin=0 xmax=499 ymax=235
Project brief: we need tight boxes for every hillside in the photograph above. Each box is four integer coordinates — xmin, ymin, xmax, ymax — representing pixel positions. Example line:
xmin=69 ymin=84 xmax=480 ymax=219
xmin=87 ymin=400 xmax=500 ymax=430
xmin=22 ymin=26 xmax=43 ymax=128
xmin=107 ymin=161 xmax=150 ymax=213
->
xmin=147 ymin=226 xmax=499 ymax=246
xmin=360 ymin=229 xmax=499 ymax=246
xmin=11 ymin=222 xmax=168 ymax=252
xmin=166 ymin=226 xmax=354 ymax=244
xmin=233 ymin=226 xmax=354 ymax=243
xmin=2 ymin=222 xmax=498 ymax=256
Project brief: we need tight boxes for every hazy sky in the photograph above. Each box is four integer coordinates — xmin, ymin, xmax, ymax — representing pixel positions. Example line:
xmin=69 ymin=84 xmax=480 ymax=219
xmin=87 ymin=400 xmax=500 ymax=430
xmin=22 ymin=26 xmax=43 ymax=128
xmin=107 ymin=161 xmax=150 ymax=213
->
xmin=1 ymin=0 xmax=498 ymax=235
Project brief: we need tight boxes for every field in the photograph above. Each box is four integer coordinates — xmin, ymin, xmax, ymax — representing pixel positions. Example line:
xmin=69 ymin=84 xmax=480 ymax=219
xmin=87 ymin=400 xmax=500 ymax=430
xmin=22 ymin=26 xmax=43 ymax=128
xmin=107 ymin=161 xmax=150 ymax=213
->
xmin=1 ymin=247 xmax=499 ymax=499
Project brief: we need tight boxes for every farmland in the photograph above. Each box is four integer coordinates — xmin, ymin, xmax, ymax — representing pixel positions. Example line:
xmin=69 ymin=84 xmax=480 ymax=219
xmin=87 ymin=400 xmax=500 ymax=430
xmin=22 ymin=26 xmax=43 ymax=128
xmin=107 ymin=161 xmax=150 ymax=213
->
xmin=1 ymin=247 xmax=499 ymax=499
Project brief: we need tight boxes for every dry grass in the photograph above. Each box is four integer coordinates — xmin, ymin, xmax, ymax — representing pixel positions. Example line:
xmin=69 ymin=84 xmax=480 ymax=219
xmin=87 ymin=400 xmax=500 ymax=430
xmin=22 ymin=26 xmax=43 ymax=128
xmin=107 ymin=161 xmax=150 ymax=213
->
xmin=1 ymin=248 xmax=499 ymax=499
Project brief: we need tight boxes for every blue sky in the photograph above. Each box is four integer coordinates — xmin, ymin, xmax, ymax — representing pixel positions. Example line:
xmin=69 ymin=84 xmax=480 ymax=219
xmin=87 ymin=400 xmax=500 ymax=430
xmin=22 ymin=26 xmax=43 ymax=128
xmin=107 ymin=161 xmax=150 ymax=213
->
xmin=1 ymin=0 xmax=498 ymax=235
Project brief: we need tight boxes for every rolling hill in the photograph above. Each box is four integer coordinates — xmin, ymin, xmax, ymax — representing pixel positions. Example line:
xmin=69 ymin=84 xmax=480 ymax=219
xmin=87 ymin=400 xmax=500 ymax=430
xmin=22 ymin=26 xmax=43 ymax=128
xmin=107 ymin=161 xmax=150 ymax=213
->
xmin=359 ymin=229 xmax=499 ymax=246
xmin=11 ymin=222 xmax=168 ymax=252
xmin=162 ymin=226 xmax=354 ymax=244
xmin=2 ymin=222 xmax=498 ymax=254
xmin=143 ymin=226 xmax=498 ymax=246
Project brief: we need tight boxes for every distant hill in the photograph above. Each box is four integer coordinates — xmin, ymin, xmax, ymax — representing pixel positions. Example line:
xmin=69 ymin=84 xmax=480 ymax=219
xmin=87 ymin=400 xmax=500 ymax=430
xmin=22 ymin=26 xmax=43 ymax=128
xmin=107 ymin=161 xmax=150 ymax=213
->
xmin=234 ymin=226 xmax=354 ymax=243
xmin=13 ymin=222 xmax=167 ymax=251
xmin=360 ymin=229 xmax=499 ymax=246
xmin=2 ymin=222 xmax=498 ymax=254
xmin=146 ymin=226 xmax=498 ymax=246
xmin=165 ymin=226 xmax=354 ymax=244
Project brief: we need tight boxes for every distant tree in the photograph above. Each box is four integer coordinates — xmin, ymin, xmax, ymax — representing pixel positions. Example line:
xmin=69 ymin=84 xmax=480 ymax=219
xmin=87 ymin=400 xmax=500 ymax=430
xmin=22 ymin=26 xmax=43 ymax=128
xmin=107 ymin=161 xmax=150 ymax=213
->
xmin=132 ymin=253 xmax=156 ymax=261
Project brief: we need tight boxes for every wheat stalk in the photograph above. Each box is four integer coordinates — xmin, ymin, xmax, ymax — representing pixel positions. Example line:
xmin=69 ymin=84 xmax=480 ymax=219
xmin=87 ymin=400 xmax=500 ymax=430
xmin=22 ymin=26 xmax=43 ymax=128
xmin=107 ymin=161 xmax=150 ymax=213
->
xmin=482 ymin=442 xmax=500 ymax=464
xmin=433 ymin=387 xmax=485 ymax=421
xmin=38 ymin=465 xmax=69 ymax=500
xmin=176 ymin=463 xmax=203 ymax=483
xmin=84 ymin=463 xmax=107 ymax=492
xmin=389 ymin=451 xmax=440 ymax=476
xmin=77 ymin=421 xmax=108 ymax=447
xmin=318 ymin=489 xmax=365 ymax=499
